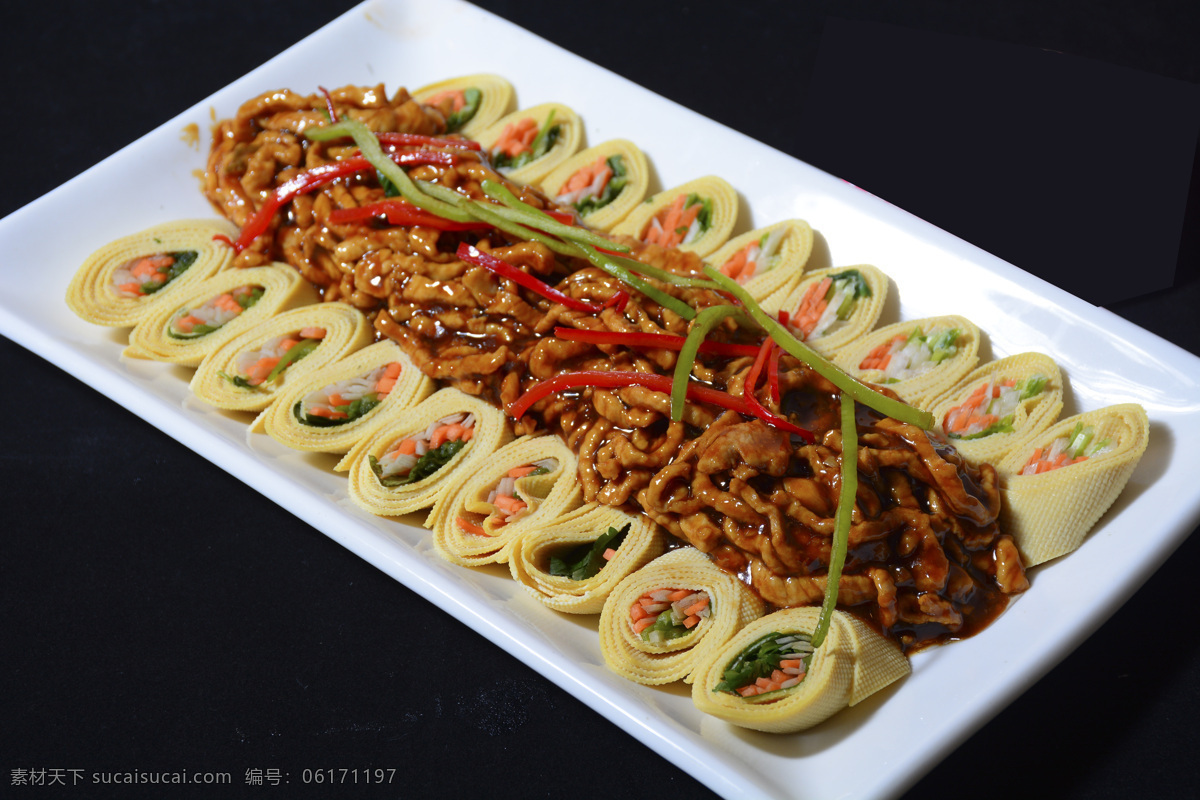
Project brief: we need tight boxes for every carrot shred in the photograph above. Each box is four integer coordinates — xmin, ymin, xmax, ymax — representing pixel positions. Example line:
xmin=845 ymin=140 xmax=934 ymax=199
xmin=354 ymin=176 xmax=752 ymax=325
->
xmin=456 ymin=517 xmax=487 ymax=536
xmin=492 ymin=495 xmax=526 ymax=515
xmin=507 ymin=465 xmax=539 ymax=478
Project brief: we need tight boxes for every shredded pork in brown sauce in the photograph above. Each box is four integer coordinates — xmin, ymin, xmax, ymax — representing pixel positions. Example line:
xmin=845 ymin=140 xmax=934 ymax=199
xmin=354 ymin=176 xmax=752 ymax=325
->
xmin=203 ymin=84 xmax=1029 ymax=652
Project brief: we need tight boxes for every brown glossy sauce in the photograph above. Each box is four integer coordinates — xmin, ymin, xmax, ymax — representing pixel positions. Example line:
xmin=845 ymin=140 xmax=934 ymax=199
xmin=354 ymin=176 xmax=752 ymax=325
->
xmin=203 ymin=83 xmax=1029 ymax=655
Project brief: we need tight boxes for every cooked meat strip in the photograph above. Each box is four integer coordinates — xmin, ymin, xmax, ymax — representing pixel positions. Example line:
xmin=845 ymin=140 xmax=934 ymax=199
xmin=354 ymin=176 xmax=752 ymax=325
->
xmin=203 ymin=84 xmax=1028 ymax=653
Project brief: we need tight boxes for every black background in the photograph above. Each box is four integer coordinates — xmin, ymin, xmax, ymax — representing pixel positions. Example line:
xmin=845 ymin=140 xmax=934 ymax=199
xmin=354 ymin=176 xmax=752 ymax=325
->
xmin=3 ymin=1 xmax=1198 ymax=798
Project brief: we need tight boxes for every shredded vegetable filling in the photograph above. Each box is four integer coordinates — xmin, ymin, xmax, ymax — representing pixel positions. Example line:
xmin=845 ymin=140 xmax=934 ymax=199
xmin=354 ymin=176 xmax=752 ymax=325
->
xmin=644 ymin=193 xmax=711 ymax=249
xmin=944 ymin=375 xmax=1047 ymax=440
xmin=548 ymin=523 xmax=630 ymax=580
xmin=225 ymin=328 xmax=325 ymax=388
xmin=715 ymin=632 xmax=815 ymax=698
xmin=491 ymin=112 xmax=560 ymax=172
xmin=294 ymin=362 xmax=401 ymax=426
xmin=792 ymin=269 xmax=871 ymax=340
xmin=169 ymin=285 xmax=263 ymax=338
xmin=630 ymin=588 xmax=712 ymax=644
xmin=720 ymin=228 xmax=785 ymax=283
xmin=859 ymin=326 xmax=960 ymax=382
xmin=557 ymin=154 xmax=627 ymax=215
xmin=1021 ymin=422 xmax=1113 ymax=475
xmin=372 ymin=413 xmax=475 ymax=486
xmin=484 ymin=460 xmax=554 ymax=524
xmin=112 ymin=250 xmax=198 ymax=298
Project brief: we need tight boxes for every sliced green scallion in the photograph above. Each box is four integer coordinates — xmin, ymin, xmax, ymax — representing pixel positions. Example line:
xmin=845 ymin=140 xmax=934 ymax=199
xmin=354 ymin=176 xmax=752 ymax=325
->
xmin=810 ymin=391 xmax=858 ymax=649
xmin=670 ymin=305 xmax=759 ymax=421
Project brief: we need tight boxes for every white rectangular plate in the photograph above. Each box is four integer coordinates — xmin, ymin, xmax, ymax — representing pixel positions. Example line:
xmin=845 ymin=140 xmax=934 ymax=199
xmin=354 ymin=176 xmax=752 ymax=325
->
xmin=3 ymin=2 xmax=1199 ymax=798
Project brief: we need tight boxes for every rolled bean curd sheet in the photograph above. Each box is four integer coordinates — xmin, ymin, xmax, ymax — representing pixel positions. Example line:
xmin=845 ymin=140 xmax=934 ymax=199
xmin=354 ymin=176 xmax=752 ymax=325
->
xmin=411 ymin=73 xmax=515 ymax=139
xmin=996 ymin=403 xmax=1149 ymax=567
xmin=538 ymin=139 xmax=649 ymax=232
xmin=345 ymin=387 xmax=511 ymax=524
xmin=926 ymin=352 xmax=1064 ymax=466
xmin=598 ymin=548 xmax=764 ymax=685
xmin=764 ymin=264 xmax=889 ymax=358
xmin=251 ymin=340 xmax=434 ymax=458
xmin=705 ymin=219 xmax=814 ymax=303
xmin=476 ymin=102 xmax=584 ymax=186
xmin=832 ymin=314 xmax=981 ymax=407
xmin=508 ymin=503 xmax=667 ymax=615
xmin=124 ymin=264 xmax=318 ymax=366
xmin=610 ymin=176 xmax=738 ymax=259
xmin=189 ymin=302 xmax=372 ymax=412
xmin=65 ymin=219 xmax=238 ymax=328
xmin=431 ymin=434 xmax=584 ymax=567
xmin=689 ymin=607 xmax=910 ymax=734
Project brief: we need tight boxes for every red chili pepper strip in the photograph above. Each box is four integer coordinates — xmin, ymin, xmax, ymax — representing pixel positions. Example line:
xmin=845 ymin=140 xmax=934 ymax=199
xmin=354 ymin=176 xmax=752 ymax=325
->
xmin=601 ymin=290 xmax=630 ymax=313
xmin=327 ymin=200 xmax=492 ymax=231
xmin=318 ymin=85 xmax=338 ymax=123
xmin=231 ymin=151 xmax=457 ymax=251
xmin=743 ymin=339 xmax=815 ymax=442
xmin=507 ymin=370 xmax=753 ymax=421
xmin=376 ymin=132 xmax=482 ymax=151
xmin=553 ymin=326 xmax=760 ymax=358
xmin=768 ymin=342 xmax=783 ymax=404
xmin=542 ymin=208 xmax=577 ymax=226
xmin=456 ymin=243 xmax=603 ymax=314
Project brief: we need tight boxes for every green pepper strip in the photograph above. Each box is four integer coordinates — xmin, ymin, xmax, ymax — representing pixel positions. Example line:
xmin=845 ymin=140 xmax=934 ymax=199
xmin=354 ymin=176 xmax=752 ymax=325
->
xmin=480 ymin=180 xmax=626 ymax=253
xmin=420 ymin=179 xmax=697 ymax=319
xmin=304 ymin=119 xmax=475 ymax=223
xmin=702 ymin=264 xmax=932 ymax=429
xmin=670 ymin=305 xmax=758 ymax=420
xmin=415 ymin=180 xmax=583 ymax=258
xmin=594 ymin=248 xmax=724 ymax=291
xmin=810 ymin=392 xmax=857 ymax=649
xmin=473 ymin=180 xmax=698 ymax=320
xmin=573 ymin=243 xmax=697 ymax=320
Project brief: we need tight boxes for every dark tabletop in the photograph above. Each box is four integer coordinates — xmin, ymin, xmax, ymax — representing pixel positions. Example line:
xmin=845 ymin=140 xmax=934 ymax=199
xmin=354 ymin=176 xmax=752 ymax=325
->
xmin=4 ymin=1 xmax=1198 ymax=798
